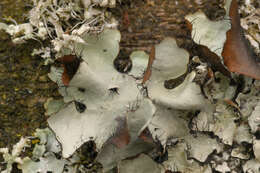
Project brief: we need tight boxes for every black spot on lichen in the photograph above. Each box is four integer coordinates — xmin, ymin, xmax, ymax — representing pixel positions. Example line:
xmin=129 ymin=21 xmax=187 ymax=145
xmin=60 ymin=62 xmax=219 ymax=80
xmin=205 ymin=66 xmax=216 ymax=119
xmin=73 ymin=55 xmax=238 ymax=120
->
xmin=113 ymin=50 xmax=132 ymax=73
xmin=74 ymin=101 xmax=86 ymax=113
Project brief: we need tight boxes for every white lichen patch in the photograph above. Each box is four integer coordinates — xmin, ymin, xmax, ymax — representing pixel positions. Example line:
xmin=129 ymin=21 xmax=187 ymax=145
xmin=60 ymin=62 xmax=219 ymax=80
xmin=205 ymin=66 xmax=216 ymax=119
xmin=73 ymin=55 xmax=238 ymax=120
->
xmin=243 ymin=159 xmax=260 ymax=173
xmin=192 ymin=100 xmax=240 ymax=146
xmin=185 ymin=11 xmax=231 ymax=57
xmin=128 ymin=51 xmax=149 ymax=79
xmin=67 ymin=29 xmax=121 ymax=97
xmin=184 ymin=134 xmax=222 ymax=163
xmin=153 ymin=38 xmax=189 ymax=79
xmin=191 ymin=111 xmax=214 ymax=132
xmin=34 ymin=128 xmax=61 ymax=154
xmin=163 ymin=142 xmax=212 ymax=173
xmin=1 ymin=0 xmax=118 ymax=59
xmin=210 ymin=152 xmax=231 ymax=172
xmin=249 ymin=102 xmax=260 ymax=133
xmin=126 ymin=98 xmax=156 ymax=139
xmin=214 ymin=162 xmax=230 ymax=173
xmin=0 ymin=128 xmax=81 ymax=173
xmin=149 ymin=71 xmax=212 ymax=111
xmin=24 ymin=128 xmax=82 ymax=173
xmin=253 ymin=139 xmax=260 ymax=162
xmin=47 ymin=29 xmax=156 ymax=158
xmin=32 ymin=47 xmax=53 ymax=65
xmin=0 ymin=23 xmax=34 ymax=44
xmin=210 ymin=111 xmax=237 ymax=145
xmin=85 ymin=0 xmax=116 ymax=8
xmin=0 ymin=138 xmax=29 ymax=173
xmin=204 ymin=72 xmax=237 ymax=101
xmin=233 ymin=124 xmax=253 ymax=144
xmin=231 ymin=146 xmax=250 ymax=160
xmin=44 ymin=98 xmax=65 ymax=116
xmin=2 ymin=0 xmax=260 ymax=172
xmin=148 ymin=106 xmax=189 ymax=147
xmin=97 ymin=139 xmax=155 ymax=172
xmin=96 ymin=97 xmax=156 ymax=169
xmin=20 ymin=152 xmax=65 ymax=173
xmin=117 ymin=154 xmax=163 ymax=173
xmin=236 ymin=81 xmax=260 ymax=119
xmin=146 ymin=38 xmax=212 ymax=111
xmin=240 ymin=0 xmax=260 ymax=53
xmin=32 ymin=144 xmax=46 ymax=160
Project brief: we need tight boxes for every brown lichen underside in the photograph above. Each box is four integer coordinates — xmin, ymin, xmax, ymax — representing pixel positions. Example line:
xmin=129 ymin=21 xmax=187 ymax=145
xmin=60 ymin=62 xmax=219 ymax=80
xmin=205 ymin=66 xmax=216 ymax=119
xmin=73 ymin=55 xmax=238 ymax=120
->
xmin=107 ymin=117 xmax=131 ymax=148
xmin=222 ymin=0 xmax=260 ymax=80
xmin=184 ymin=17 xmax=232 ymax=78
xmin=117 ymin=0 xmax=225 ymax=54
xmin=56 ymin=55 xmax=81 ymax=86
xmin=142 ymin=46 xmax=155 ymax=84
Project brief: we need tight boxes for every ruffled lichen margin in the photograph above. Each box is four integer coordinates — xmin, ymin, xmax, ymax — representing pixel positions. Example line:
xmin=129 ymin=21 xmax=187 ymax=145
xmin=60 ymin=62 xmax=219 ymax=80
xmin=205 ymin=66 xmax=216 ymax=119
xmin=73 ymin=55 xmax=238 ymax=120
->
xmin=1 ymin=0 xmax=260 ymax=173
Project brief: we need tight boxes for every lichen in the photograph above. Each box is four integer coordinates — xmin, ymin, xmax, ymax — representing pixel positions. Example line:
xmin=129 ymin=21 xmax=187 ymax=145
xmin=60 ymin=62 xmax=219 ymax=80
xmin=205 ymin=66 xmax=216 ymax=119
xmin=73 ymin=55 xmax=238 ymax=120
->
xmin=1 ymin=0 xmax=260 ymax=173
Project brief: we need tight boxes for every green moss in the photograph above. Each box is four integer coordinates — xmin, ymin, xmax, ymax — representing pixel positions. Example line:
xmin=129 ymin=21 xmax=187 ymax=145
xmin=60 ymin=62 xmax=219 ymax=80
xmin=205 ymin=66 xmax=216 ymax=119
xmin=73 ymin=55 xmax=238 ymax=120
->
xmin=0 ymin=1 xmax=60 ymax=149
xmin=0 ymin=0 xmax=32 ymax=24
